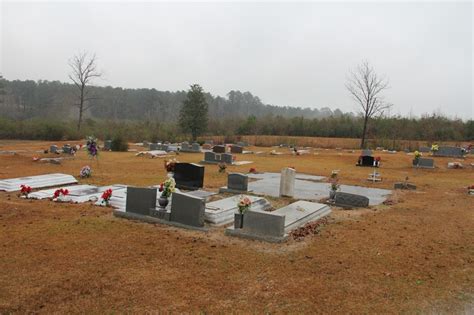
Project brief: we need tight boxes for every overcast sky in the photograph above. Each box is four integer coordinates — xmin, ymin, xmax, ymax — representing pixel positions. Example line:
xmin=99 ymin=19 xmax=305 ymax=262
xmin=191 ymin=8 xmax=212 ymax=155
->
xmin=1 ymin=1 xmax=473 ymax=119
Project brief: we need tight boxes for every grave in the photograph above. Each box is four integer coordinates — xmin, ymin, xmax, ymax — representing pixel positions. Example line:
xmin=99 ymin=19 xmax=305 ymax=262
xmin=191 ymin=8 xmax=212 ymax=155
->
xmin=169 ymin=192 xmax=205 ymax=227
xmin=413 ymin=158 xmax=435 ymax=169
xmin=279 ymin=168 xmax=295 ymax=197
xmin=205 ymin=195 xmax=272 ymax=225
xmin=247 ymin=172 xmax=391 ymax=205
xmin=225 ymin=201 xmax=331 ymax=242
xmin=219 ymin=173 xmax=250 ymax=193
xmin=230 ymin=145 xmax=243 ymax=154
xmin=173 ymin=163 xmax=204 ymax=190
xmin=433 ymin=146 xmax=465 ymax=158
xmin=333 ymin=192 xmax=369 ymax=208
xmin=357 ymin=155 xmax=376 ymax=167
xmin=213 ymin=145 xmax=226 ymax=153
xmin=125 ymin=187 xmax=157 ymax=216
xmin=50 ymin=145 xmax=58 ymax=153
xmin=0 ymin=173 xmax=78 ymax=192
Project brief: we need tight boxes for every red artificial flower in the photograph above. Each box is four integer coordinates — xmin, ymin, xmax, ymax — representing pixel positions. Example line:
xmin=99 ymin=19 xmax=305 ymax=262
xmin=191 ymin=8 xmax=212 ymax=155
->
xmin=375 ymin=157 xmax=381 ymax=162
xmin=20 ymin=185 xmax=32 ymax=195
xmin=249 ymin=167 xmax=256 ymax=173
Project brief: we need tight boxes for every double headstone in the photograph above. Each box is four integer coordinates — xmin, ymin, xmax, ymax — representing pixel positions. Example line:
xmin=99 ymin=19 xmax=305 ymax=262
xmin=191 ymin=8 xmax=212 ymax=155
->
xmin=170 ymin=192 xmax=205 ymax=227
xmin=333 ymin=192 xmax=369 ymax=208
xmin=433 ymin=146 xmax=464 ymax=158
xmin=125 ymin=187 xmax=157 ymax=215
xmin=213 ymin=145 xmax=226 ymax=153
xmin=173 ymin=163 xmax=205 ymax=190
xmin=279 ymin=167 xmax=295 ymax=198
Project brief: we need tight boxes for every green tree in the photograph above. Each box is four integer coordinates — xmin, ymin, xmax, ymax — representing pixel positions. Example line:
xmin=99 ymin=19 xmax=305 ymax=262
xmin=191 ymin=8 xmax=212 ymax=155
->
xmin=179 ymin=84 xmax=209 ymax=141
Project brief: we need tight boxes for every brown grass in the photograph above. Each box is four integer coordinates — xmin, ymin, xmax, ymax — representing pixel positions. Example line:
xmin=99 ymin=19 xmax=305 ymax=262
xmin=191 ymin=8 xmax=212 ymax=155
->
xmin=0 ymin=139 xmax=473 ymax=313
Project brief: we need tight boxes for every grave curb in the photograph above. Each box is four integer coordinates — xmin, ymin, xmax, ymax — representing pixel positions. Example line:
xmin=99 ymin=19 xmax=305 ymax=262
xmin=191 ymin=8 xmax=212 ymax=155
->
xmin=225 ymin=228 xmax=288 ymax=243
xmin=113 ymin=210 xmax=209 ymax=232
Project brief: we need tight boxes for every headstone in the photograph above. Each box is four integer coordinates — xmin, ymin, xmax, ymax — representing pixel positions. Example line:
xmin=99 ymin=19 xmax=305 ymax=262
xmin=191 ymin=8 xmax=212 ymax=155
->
xmin=227 ymin=173 xmax=248 ymax=192
xmin=213 ymin=145 xmax=226 ymax=153
xmin=104 ymin=140 xmax=112 ymax=151
xmin=358 ymin=155 xmax=375 ymax=167
xmin=204 ymin=151 xmax=216 ymax=162
xmin=394 ymin=182 xmax=417 ymax=190
xmin=241 ymin=210 xmax=285 ymax=238
xmin=149 ymin=143 xmax=159 ymax=151
xmin=361 ymin=149 xmax=373 ymax=156
xmin=50 ymin=145 xmax=58 ymax=153
xmin=170 ymin=192 xmax=205 ymax=227
xmin=191 ymin=143 xmax=201 ymax=151
xmin=237 ymin=141 xmax=247 ymax=147
xmin=173 ymin=163 xmax=205 ymax=190
xmin=62 ymin=144 xmax=72 ymax=154
xmin=143 ymin=141 xmax=149 ymax=147
xmin=333 ymin=192 xmax=369 ymax=208
xmin=231 ymin=145 xmax=243 ymax=154
xmin=433 ymin=146 xmax=464 ymax=158
xmin=221 ymin=153 xmax=233 ymax=164
xmin=279 ymin=167 xmax=295 ymax=197
xmin=125 ymin=187 xmax=157 ymax=215
xmin=413 ymin=158 xmax=435 ymax=169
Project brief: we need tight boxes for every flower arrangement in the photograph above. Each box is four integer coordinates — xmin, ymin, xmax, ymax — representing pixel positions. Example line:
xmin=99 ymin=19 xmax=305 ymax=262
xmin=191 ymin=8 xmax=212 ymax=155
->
xmin=20 ymin=185 xmax=32 ymax=197
xmin=237 ymin=196 xmax=252 ymax=214
xmin=218 ymin=162 xmax=227 ymax=173
xmin=159 ymin=178 xmax=176 ymax=198
xmin=431 ymin=144 xmax=439 ymax=152
xmin=329 ymin=171 xmax=340 ymax=192
xmin=249 ymin=167 xmax=257 ymax=174
xmin=164 ymin=158 xmax=178 ymax=173
xmin=468 ymin=185 xmax=474 ymax=195
xmin=86 ymin=136 xmax=99 ymax=158
xmin=101 ymin=189 xmax=113 ymax=206
xmin=80 ymin=165 xmax=92 ymax=178
xmin=53 ymin=188 xmax=69 ymax=199
xmin=414 ymin=151 xmax=422 ymax=159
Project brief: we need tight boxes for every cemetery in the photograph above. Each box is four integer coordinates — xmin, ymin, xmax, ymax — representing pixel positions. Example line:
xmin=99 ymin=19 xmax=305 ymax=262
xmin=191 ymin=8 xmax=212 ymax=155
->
xmin=0 ymin=139 xmax=472 ymax=313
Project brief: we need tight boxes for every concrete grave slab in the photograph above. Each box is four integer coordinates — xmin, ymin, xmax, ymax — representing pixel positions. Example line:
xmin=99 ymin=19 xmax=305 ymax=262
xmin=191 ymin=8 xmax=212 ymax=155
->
xmin=0 ymin=173 xmax=78 ymax=192
xmin=205 ymin=195 xmax=271 ymax=225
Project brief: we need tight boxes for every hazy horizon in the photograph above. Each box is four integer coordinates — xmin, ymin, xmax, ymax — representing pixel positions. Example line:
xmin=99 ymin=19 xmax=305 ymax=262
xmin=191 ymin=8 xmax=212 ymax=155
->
xmin=1 ymin=1 xmax=473 ymax=119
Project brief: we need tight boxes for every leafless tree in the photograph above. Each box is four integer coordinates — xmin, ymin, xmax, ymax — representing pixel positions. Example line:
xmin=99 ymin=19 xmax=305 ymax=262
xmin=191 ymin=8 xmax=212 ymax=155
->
xmin=68 ymin=52 xmax=102 ymax=130
xmin=346 ymin=61 xmax=390 ymax=149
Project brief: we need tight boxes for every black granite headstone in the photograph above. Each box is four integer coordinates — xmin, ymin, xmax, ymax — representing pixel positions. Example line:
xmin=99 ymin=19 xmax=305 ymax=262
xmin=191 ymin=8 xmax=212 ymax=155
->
xmin=173 ymin=163 xmax=205 ymax=190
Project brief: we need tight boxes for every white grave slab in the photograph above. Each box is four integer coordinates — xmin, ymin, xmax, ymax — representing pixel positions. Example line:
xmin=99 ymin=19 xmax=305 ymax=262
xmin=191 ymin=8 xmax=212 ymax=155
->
xmin=272 ymin=201 xmax=331 ymax=233
xmin=0 ymin=173 xmax=78 ymax=192
xmin=27 ymin=184 xmax=95 ymax=199
xmin=205 ymin=195 xmax=272 ymax=225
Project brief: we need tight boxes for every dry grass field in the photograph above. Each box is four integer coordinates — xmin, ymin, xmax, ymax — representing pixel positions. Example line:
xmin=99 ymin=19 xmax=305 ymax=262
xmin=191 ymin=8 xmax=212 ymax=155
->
xmin=0 ymin=139 xmax=473 ymax=313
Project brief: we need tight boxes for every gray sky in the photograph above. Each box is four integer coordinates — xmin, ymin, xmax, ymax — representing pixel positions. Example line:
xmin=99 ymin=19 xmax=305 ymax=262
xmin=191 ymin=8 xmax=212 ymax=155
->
xmin=1 ymin=1 xmax=473 ymax=119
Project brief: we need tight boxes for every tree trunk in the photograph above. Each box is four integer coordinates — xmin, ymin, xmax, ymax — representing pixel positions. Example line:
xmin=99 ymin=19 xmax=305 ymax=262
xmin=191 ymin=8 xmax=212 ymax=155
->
xmin=77 ymin=86 xmax=84 ymax=131
xmin=360 ymin=116 xmax=369 ymax=149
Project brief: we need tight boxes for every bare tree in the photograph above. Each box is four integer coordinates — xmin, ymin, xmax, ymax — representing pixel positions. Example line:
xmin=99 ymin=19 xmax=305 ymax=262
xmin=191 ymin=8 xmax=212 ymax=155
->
xmin=346 ymin=61 xmax=390 ymax=149
xmin=68 ymin=52 xmax=101 ymax=130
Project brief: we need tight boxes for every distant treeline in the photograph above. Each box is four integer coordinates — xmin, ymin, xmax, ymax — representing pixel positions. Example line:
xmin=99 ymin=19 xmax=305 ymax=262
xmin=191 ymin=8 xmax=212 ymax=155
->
xmin=0 ymin=79 xmax=343 ymax=121
xmin=0 ymin=78 xmax=472 ymax=145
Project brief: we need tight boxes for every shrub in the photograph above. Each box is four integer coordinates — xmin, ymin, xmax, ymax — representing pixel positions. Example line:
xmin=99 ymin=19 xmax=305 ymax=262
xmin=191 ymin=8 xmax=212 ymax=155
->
xmin=111 ymin=135 xmax=129 ymax=152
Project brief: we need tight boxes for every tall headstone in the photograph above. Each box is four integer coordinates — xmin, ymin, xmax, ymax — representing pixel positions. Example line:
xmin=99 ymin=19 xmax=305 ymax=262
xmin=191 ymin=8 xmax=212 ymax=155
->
xmin=170 ymin=192 xmax=205 ymax=227
xmin=279 ymin=167 xmax=296 ymax=198
xmin=125 ymin=187 xmax=157 ymax=215
xmin=173 ymin=163 xmax=205 ymax=190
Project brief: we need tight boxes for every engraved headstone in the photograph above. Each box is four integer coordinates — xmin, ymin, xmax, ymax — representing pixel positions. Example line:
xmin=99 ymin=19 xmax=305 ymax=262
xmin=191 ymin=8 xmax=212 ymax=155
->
xmin=173 ymin=163 xmax=205 ymax=190
xmin=334 ymin=192 xmax=369 ymax=208
xmin=125 ymin=187 xmax=157 ymax=215
xmin=170 ymin=192 xmax=205 ymax=227
xmin=227 ymin=173 xmax=248 ymax=192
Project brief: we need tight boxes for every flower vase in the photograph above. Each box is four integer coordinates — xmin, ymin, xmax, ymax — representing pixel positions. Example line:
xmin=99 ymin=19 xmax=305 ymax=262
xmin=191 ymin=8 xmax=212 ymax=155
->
xmin=158 ymin=196 xmax=169 ymax=209
xmin=234 ymin=213 xmax=244 ymax=229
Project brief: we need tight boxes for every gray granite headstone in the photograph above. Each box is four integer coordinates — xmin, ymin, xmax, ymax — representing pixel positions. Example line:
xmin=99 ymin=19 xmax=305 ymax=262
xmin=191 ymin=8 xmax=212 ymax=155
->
xmin=62 ymin=145 xmax=72 ymax=154
xmin=149 ymin=143 xmax=159 ymax=150
xmin=192 ymin=143 xmax=201 ymax=151
xmin=50 ymin=145 xmax=58 ymax=153
xmin=241 ymin=210 xmax=285 ymax=238
xmin=125 ymin=187 xmax=157 ymax=215
xmin=413 ymin=158 xmax=434 ymax=168
xmin=204 ymin=152 xmax=215 ymax=162
xmin=227 ymin=173 xmax=248 ymax=191
xmin=334 ymin=192 xmax=369 ymax=208
xmin=213 ymin=145 xmax=226 ymax=153
xmin=170 ymin=192 xmax=205 ymax=227
xmin=221 ymin=153 xmax=233 ymax=164
xmin=433 ymin=146 xmax=464 ymax=158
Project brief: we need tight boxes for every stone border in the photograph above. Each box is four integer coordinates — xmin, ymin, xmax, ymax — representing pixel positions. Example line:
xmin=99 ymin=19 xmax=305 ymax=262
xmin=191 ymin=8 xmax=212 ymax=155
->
xmin=113 ymin=210 xmax=209 ymax=232
xmin=225 ymin=228 xmax=288 ymax=243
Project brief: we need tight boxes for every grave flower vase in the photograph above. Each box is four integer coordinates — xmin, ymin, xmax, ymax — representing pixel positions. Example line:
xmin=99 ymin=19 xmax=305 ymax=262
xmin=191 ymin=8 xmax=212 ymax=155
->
xmin=158 ymin=196 xmax=169 ymax=209
xmin=234 ymin=213 xmax=244 ymax=229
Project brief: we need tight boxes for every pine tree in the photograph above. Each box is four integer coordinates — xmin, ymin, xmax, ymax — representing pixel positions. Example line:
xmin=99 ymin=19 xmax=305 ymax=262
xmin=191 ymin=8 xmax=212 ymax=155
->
xmin=179 ymin=84 xmax=208 ymax=141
